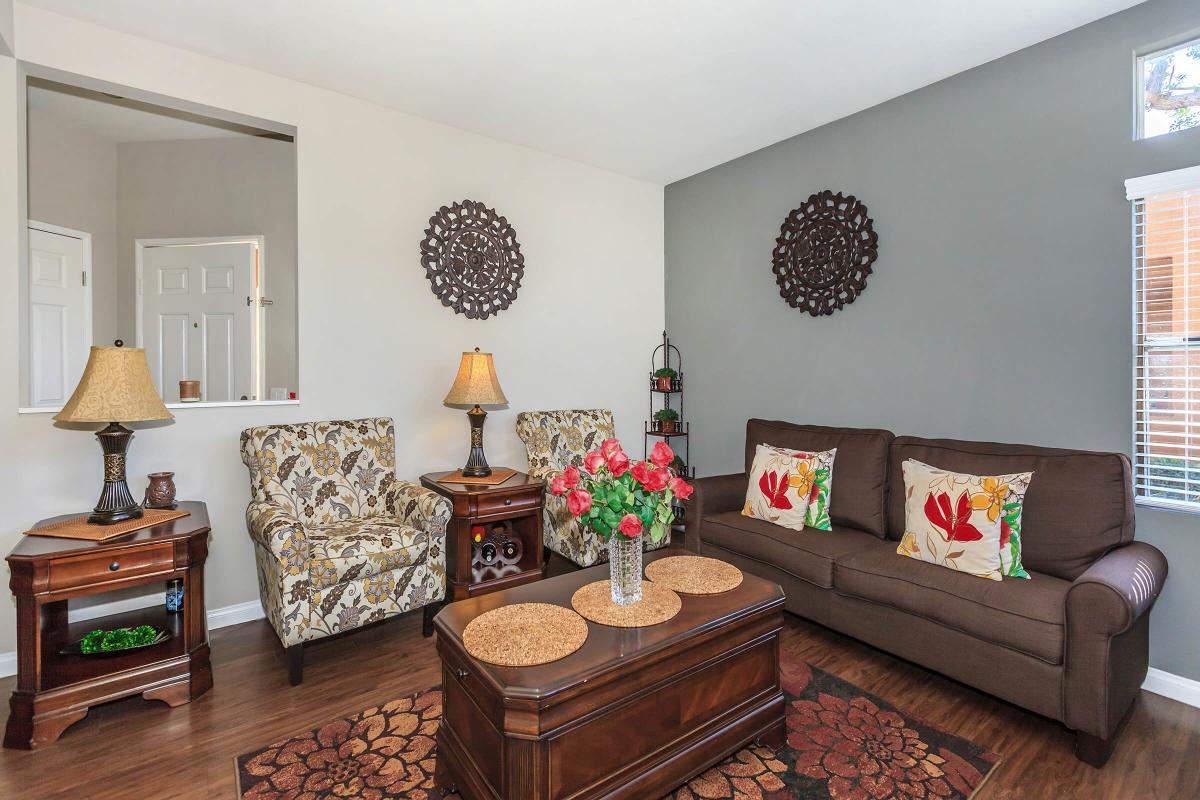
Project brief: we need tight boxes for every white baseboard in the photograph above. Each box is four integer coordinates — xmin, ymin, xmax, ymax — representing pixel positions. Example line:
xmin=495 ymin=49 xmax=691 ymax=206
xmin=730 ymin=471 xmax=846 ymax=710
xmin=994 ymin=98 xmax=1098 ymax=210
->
xmin=1142 ymin=667 xmax=1200 ymax=708
xmin=0 ymin=598 xmax=265 ymax=678
xmin=206 ymin=599 xmax=266 ymax=629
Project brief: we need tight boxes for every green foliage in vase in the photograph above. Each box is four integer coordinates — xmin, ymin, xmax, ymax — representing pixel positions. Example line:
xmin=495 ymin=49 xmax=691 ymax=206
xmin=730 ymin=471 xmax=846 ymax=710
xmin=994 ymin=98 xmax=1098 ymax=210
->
xmin=550 ymin=439 xmax=693 ymax=544
xmin=654 ymin=408 xmax=679 ymax=422
xmin=653 ymin=367 xmax=678 ymax=379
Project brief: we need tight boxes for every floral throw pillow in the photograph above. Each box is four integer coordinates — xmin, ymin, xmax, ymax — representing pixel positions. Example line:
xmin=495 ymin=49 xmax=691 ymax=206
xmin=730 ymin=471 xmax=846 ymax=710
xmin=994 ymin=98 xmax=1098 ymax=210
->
xmin=759 ymin=444 xmax=836 ymax=530
xmin=897 ymin=459 xmax=1007 ymax=581
xmin=995 ymin=471 xmax=1033 ymax=579
xmin=743 ymin=444 xmax=813 ymax=531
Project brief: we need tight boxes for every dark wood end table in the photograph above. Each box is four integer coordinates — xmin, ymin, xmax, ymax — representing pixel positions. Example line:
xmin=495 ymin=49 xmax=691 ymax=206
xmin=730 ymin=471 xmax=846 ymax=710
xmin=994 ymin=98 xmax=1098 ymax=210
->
xmin=4 ymin=500 xmax=213 ymax=749
xmin=432 ymin=548 xmax=786 ymax=799
xmin=420 ymin=470 xmax=546 ymax=605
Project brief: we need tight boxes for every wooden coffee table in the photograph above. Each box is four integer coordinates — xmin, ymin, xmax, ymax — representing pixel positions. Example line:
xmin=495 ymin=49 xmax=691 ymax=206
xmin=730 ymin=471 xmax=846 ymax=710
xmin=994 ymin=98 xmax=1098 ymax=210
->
xmin=433 ymin=548 xmax=786 ymax=800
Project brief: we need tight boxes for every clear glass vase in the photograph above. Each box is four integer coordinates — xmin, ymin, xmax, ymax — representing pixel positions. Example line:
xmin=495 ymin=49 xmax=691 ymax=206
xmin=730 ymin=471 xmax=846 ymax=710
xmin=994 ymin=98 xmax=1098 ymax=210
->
xmin=608 ymin=534 xmax=643 ymax=605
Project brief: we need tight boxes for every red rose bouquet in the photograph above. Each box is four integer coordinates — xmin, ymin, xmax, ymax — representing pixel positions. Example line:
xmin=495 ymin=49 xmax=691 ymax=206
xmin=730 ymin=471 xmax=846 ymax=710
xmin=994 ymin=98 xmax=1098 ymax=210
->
xmin=551 ymin=438 xmax=693 ymax=544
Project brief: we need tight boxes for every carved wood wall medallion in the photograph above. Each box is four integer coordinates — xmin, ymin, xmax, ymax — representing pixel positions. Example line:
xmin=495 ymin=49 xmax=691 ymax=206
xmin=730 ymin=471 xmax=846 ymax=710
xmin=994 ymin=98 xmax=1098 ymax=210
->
xmin=420 ymin=200 xmax=525 ymax=319
xmin=771 ymin=190 xmax=879 ymax=317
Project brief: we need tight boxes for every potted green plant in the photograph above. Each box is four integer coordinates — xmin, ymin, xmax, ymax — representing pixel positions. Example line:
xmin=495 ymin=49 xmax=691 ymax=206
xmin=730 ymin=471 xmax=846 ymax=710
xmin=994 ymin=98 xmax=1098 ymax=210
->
xmin=653 ymin=367 xmax=678 ymax=392
xmin=654 ymin=407 xmax=680 ymax=434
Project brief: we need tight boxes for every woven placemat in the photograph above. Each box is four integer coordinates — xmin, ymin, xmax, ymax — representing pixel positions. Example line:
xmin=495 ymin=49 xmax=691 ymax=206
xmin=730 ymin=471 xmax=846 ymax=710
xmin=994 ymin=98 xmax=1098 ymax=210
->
xmin=462 ymin=602 xmax=588 ymax=667
xmin=23 ymin=508 xmax=190 ymax=542
xmin=644 ymin=555 xmax=743 ymax=595
xmin=570 ymin=580 xmax=681 ymax=628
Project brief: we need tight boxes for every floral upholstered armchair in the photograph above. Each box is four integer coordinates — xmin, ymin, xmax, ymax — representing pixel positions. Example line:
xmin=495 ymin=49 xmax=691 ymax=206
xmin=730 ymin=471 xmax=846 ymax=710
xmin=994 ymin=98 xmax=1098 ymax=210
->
xmin=240 ymin=417 xmax=449 ymax=685
xmin=516 ymin=409 xmax=671 ymax=567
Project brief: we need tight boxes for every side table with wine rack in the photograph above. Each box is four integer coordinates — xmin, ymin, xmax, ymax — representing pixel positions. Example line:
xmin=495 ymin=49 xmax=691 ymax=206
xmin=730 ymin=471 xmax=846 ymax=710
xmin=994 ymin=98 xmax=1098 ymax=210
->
xmin=419 ymin=471 xmax=546 ymax=605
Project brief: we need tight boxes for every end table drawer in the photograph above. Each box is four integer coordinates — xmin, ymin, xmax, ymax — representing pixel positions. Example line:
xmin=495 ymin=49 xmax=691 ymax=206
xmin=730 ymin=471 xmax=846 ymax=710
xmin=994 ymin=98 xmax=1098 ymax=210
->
xmin=48 ymin=544 xmax=175 ymax=591
xmin=475 ymin=492 xmax=539 ymax=517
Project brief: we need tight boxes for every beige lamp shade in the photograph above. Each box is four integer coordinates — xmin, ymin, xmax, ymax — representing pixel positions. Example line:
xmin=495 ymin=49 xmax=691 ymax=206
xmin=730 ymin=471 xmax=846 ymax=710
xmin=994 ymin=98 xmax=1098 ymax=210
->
xmin=54 ymin=346 xmax=174 ymax=423
xmin=443 ymin=348 xmax=508 ymax=407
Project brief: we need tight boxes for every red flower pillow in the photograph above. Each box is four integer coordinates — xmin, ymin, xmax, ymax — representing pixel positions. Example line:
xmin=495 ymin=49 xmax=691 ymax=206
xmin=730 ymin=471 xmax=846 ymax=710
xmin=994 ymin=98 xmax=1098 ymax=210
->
xmin=896 ymin=459 xmax=1006 ymax=581
xmin=742 ymin=444 xmax=813 ymax=531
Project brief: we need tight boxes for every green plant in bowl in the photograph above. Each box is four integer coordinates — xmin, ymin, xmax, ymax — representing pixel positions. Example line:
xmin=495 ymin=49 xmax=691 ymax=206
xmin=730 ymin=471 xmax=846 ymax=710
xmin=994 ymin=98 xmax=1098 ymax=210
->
xmin=79 ymin=625 xmax=160 ymax=654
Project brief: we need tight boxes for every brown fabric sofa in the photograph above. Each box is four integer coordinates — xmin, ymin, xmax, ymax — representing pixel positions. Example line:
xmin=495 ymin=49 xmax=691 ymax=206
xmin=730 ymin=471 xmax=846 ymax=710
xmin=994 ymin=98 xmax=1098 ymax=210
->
xmin=689 ymin=419 xmax=1168 ymax=767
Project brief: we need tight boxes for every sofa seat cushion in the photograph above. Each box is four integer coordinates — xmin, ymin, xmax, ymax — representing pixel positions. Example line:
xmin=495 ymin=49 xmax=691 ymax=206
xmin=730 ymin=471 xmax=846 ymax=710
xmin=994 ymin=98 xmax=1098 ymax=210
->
xmin=306 ymin=520 xmax=428 ymax=589
xmin=701 ymin=511 xmax=880 ymax=589
xmin=834 ymin=545 xmax=1069 ymax=664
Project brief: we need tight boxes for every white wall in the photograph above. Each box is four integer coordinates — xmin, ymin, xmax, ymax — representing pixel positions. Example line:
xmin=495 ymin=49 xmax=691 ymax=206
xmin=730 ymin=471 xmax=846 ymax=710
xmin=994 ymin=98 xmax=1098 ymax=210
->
xmin=0 ymin=0 xmax=12 ymax=56
xmin=26 ymin=101 xmax=119 ymax=346
xmin=0 ymin=5 xmax=664 ymax=654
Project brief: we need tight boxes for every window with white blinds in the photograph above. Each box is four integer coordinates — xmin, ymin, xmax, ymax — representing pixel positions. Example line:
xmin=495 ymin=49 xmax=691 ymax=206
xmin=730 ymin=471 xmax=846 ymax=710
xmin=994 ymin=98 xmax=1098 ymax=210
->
xmin=1127 ymin=166 xmax=1200 ymax=508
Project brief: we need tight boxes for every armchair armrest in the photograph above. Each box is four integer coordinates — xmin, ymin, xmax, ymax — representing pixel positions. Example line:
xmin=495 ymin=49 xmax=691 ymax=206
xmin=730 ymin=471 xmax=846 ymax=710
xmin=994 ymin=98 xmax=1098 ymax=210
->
xmin=1067 ymin=541 xmax=1167 ymax=636
xmin=384 ymin=478 xmax=452 ymax=537
xmin=688 ymin=472 xmax=747 ymax=553
xmin=245 ymin=500 xmax=308 ymax=569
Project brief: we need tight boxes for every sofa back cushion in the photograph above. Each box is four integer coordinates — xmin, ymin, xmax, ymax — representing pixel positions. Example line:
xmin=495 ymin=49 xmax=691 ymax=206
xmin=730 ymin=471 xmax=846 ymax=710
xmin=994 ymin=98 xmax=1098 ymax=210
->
xmin=240 ymin=417 xmax=397 ymax=525
xmin=745 ymin=420 xmax=894 ymax=538
xmin=887 ymin=437 xmax=1134 ymax=581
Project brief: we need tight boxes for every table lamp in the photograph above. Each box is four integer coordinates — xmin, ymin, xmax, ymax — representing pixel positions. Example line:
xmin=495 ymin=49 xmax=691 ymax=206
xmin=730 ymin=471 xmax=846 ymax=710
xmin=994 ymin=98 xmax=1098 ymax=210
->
xmin=443 ymin=347 xmax=508 ymax=477
xmin=54 ymin=345 xmax=174 ymax=524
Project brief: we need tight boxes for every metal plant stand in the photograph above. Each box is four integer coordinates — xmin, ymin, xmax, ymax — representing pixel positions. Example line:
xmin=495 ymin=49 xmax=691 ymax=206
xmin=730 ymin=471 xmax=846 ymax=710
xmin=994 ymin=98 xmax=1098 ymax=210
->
xmin=645 ymin=331 xmax=695 ymax=535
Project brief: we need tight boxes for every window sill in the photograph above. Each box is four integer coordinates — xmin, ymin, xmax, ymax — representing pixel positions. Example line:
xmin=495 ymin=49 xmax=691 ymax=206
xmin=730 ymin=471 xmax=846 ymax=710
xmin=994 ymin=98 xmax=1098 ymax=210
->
xmin=1134 ymin=496 xmax=1200 ymax=517
xmin=18 ymin=399 xmax=301 ymax=415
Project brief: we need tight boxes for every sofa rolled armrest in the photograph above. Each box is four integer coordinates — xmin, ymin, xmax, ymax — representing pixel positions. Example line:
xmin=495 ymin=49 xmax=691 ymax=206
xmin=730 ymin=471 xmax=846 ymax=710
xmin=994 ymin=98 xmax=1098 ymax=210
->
xmin=1064 ymin=541 xmax=1168 ymax=751
xmin=688 ymin=473 xmax=747 ymax=553
xmin=246 ymin=500 xmax=308 ymax=565
xmin=1067 ymin=541 xmax=1167 ymax=636
xmin=384 ymin=478 xmax=452 ymax=538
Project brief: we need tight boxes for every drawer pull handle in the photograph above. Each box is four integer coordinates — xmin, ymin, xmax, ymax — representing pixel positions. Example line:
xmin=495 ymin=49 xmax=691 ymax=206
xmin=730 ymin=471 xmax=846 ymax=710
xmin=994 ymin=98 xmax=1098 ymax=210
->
xmin=109 ymin=561 xmax=120 ymax=571
xmin=456 ymin=668 xmax=469 ymax=680
xmin=504 ymin=499 xmax=512 ymax=506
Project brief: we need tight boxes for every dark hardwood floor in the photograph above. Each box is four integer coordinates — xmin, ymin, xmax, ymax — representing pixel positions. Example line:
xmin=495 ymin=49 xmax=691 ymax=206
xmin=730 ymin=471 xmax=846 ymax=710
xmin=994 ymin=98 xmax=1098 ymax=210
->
xmin=1 ymin=603 xmax=1197 ymax=799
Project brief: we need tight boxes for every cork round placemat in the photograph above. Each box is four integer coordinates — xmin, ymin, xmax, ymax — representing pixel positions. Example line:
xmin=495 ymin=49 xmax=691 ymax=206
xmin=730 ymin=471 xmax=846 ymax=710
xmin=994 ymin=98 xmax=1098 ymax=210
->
xmin=570 ymin=580 xmax=682 ymax=628
xmin=644 ymin=555 xmax=743 ymax=594
xmin=462 ymin=603 xmax=588 ymax=667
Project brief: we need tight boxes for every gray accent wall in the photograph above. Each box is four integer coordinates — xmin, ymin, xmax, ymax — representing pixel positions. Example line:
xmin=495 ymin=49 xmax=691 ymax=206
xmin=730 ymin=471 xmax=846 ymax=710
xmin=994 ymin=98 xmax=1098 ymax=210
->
xmin=665 ymin=0 xmax=1200 ymax=680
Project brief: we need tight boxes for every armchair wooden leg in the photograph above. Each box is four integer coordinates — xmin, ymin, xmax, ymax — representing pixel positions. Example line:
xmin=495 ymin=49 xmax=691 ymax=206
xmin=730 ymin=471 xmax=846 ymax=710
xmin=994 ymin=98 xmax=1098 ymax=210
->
xmin=287 ymin=643 xmax=304 ymax=686
xmin=422 ymin=604 xmax=440 ymax=638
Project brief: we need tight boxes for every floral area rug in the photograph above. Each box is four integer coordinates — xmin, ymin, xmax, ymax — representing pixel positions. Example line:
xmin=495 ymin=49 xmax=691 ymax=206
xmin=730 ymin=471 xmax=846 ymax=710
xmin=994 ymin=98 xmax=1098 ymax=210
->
xmin=236 ymin=658 xmax=999 ymax=800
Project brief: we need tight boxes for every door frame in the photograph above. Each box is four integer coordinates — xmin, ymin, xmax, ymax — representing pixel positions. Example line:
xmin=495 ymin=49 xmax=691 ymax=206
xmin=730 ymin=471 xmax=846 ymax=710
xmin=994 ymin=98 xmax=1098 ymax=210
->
xmin=26 ymin=219 xmax=93 ymax=408
xmin=134 ymin=235 xmax=266 ymax=402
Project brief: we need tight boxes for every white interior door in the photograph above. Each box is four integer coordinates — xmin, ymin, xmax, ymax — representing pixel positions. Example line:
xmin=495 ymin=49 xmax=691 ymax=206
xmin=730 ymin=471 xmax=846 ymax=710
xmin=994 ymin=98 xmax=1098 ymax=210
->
xmin=140 ymin=241 xmax=258 ymax=403
xmin=28 ymin=225 xmax=90 ymax=407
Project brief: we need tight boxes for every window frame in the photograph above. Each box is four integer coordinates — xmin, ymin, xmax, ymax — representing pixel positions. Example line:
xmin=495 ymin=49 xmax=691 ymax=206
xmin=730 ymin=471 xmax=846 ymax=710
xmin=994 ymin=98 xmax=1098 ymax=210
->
xmin=1127 ymin=164 xmax=1200 ymax=512
xmin=1135 ymin=35 xmax=1200 ymax=141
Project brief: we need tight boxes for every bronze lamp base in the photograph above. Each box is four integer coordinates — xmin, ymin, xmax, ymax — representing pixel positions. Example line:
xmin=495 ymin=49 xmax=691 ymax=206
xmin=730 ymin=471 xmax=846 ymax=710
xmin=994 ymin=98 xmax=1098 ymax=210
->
xmin=89 ymin=422 xmax=144 ymax=524
xmin=461 ymin=405 xmax=492 ymax=477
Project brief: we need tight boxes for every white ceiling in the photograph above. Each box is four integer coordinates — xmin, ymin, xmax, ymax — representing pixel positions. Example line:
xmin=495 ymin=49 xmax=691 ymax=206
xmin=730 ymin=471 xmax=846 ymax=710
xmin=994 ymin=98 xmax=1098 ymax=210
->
xmin=28 ymin=84 xmax=251 ymax=143
xmin=22 ymin=0 xmax=1143 ymax=183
